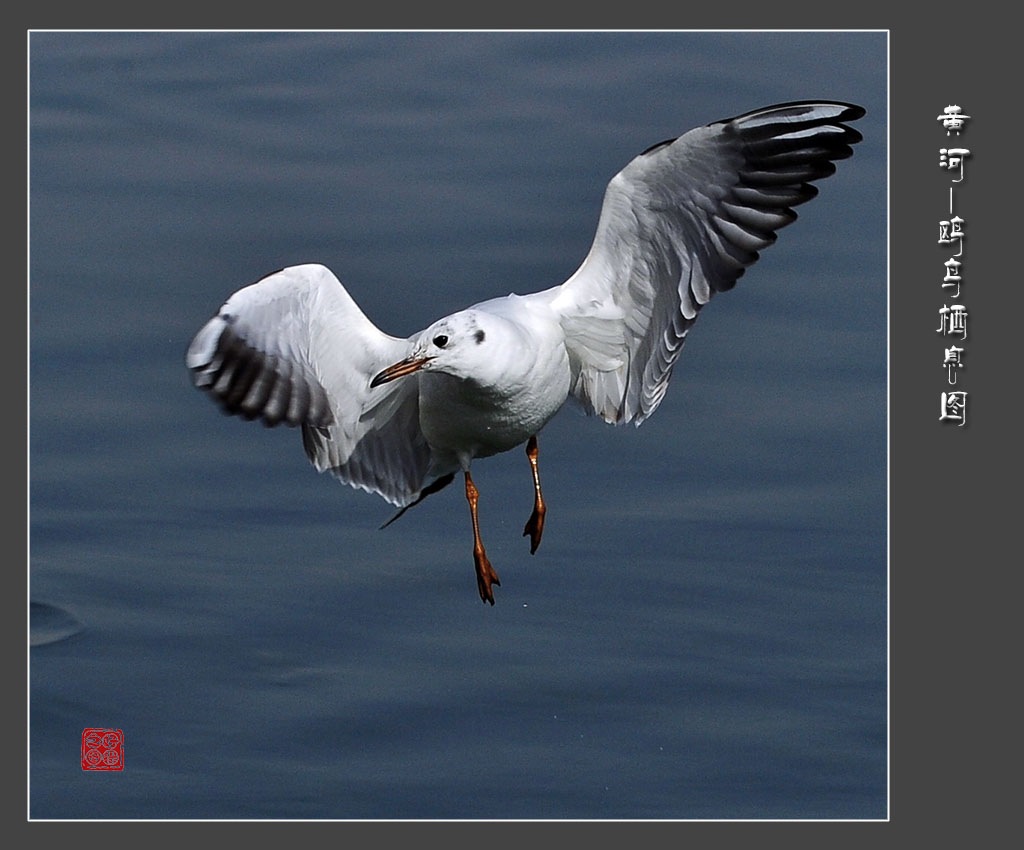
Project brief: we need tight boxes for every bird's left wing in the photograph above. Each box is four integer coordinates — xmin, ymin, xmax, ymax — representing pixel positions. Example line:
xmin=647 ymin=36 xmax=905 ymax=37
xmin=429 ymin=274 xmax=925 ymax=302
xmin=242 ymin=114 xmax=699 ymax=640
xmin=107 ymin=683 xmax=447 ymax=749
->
xmin=186 ymin=263 xmax=431 ymax=506
xmin=544 ymin=101 xmax=865 ymax=425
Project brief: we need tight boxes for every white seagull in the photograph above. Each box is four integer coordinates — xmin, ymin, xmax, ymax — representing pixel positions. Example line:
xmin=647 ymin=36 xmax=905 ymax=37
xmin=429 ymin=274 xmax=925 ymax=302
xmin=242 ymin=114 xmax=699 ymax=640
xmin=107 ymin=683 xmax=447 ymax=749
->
xmin=187 ymin=100 xmax=866 ymax=604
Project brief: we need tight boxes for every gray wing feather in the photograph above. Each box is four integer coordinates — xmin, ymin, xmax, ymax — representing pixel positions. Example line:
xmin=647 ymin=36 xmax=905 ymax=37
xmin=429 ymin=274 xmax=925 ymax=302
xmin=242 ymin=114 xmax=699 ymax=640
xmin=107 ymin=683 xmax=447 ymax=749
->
xmin=186 ymin=263 xmax=432 ymax=506
xmin=547 ymin=101 xmax=865 ymax=425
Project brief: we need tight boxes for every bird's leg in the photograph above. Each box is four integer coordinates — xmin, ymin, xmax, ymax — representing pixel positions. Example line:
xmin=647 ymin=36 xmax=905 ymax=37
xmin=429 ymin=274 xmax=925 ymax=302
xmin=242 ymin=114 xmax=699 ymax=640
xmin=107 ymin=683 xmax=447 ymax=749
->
xmin=465 ymin=470 xmax=500 ymax=605
xmin=522 ymin=434 xmax=546 ymax=554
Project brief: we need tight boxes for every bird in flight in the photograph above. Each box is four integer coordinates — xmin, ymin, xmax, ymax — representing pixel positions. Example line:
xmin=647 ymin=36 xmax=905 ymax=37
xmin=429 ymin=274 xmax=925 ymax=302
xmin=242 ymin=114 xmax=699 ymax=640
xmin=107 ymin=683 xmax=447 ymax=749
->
xmin=187 ymin=100 xmax=866 ymax=604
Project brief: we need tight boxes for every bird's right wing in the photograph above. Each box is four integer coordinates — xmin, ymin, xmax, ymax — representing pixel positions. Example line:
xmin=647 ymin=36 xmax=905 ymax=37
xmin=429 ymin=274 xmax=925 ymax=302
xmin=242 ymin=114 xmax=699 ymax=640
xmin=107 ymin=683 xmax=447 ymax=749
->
xmin=186 ymin=263 xmax=431 ymax=506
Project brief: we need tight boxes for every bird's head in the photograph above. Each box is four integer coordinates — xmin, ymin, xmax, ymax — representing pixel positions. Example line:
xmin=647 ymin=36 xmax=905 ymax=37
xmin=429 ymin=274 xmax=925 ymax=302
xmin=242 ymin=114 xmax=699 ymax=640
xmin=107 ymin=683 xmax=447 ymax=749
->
xmin=370 ymin=310 xmax=496 ymax=388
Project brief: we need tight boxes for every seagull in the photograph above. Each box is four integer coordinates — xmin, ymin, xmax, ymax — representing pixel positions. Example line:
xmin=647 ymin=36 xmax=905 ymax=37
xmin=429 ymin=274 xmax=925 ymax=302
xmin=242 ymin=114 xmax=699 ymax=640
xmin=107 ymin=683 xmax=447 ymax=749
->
xmin=187 ymin=100 xmax=865 ymax=604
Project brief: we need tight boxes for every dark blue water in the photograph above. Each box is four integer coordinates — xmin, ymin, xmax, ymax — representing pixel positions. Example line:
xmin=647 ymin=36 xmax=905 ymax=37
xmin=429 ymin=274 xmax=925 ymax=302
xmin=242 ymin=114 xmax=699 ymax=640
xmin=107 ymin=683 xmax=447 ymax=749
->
xmin=30 ymin=31 xmax=887 ymax=819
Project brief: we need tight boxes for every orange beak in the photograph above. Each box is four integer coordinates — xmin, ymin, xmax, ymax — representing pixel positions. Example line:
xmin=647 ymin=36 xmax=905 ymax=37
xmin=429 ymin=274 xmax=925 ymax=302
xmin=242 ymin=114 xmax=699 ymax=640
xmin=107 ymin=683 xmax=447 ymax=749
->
xmin=370 ymin=356 xmax=433 ymax=388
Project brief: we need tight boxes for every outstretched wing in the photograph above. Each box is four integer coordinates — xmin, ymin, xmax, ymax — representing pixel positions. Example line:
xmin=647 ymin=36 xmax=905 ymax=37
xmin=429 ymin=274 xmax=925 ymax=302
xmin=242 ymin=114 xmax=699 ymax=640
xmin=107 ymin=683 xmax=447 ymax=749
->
xmin=185 ymin=263 xmax=431 ymax=506
xmin=546 ymin=101 xmax=865 ymax=425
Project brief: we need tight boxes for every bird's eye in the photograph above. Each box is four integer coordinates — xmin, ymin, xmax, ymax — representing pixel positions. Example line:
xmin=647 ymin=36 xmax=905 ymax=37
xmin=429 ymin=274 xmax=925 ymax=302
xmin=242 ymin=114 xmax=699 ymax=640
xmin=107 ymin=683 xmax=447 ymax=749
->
xmin=433 ymin=334 xmax=449 ymax=348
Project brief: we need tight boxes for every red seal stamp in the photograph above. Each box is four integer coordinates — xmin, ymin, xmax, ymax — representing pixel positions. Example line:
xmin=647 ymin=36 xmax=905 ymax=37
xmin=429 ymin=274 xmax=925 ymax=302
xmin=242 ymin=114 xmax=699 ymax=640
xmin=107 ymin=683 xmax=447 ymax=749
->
xmin=82 ymin=728 xmax=124 ymax=771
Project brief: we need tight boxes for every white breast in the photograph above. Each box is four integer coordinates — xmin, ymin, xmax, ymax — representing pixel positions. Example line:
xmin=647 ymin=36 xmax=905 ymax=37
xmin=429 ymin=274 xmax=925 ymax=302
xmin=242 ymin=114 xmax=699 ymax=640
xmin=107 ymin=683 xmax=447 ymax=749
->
xmin=418 ymin=301 xmax=571 ymax=465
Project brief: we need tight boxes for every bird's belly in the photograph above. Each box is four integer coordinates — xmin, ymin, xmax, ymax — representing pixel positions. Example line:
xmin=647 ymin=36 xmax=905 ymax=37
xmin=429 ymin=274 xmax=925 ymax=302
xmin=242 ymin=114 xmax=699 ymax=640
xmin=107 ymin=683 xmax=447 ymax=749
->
xmin=419 ymin=367 xmax=568 ymax=461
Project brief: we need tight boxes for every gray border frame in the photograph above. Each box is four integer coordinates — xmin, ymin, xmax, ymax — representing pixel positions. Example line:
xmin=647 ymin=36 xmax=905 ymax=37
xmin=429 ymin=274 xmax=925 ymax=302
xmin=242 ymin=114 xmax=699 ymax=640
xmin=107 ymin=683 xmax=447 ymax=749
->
xmin=17 ymin=9 xmax=1015 ymax=841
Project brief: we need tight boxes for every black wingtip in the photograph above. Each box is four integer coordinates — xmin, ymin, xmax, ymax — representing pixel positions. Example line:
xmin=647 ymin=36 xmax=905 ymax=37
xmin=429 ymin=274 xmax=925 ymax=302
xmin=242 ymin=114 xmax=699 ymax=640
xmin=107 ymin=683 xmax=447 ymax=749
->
xmin=379 ymin=472 xmax=456 ymax=529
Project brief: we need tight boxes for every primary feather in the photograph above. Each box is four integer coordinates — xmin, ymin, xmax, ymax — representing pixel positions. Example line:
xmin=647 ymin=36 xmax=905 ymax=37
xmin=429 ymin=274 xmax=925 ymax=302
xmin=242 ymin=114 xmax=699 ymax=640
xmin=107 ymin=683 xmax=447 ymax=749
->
xmin=543 ymin=101 xmax=864 ymax=424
